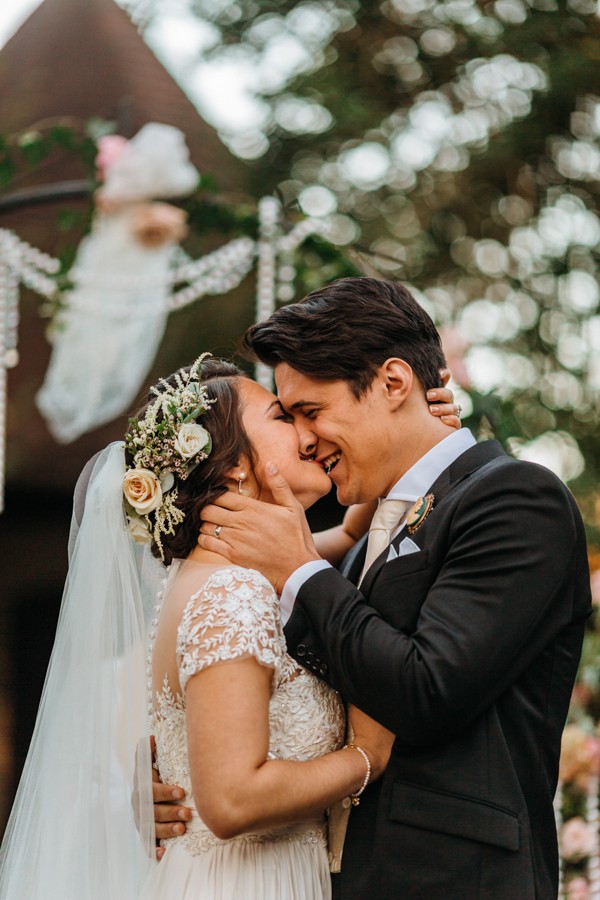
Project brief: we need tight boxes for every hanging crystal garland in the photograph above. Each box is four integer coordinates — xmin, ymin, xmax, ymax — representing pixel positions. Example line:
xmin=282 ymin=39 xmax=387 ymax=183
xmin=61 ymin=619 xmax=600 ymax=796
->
xmin=55 ymin=236 xmax=257 ymax=320
xmin=0 ymin=259 xmax=8 ymax=515
xmin=0 ymin=229 xmax=60 ymax=299
xmin=0 ymin=202 xmax=334 ymax=509
xmin=0 ymin=230 xmax=60 ymax=512
xmin=169 ymin=237 xmax=256 ymax=311
xmin=255 ymin=196 xmax=281 ymax=390
xmin=276 ymin=215 xmax=330 ymax=305
xmin=254 ymin=198 xmax=330 ymax=390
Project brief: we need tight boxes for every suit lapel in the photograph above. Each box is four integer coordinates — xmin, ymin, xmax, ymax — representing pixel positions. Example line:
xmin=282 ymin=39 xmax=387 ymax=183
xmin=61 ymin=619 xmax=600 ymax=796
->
xmin=341 ymin=533 xmax=368 ymax=585
xmin=359 ymin=440 xmax=506 ymax=595
xmin=426 ymin=439 xmax=505 ymax=506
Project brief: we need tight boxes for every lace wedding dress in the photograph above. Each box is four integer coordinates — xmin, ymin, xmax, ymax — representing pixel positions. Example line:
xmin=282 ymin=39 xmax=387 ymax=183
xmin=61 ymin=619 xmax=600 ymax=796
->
xmin=138 ymin=563 xmax=345 ymax=900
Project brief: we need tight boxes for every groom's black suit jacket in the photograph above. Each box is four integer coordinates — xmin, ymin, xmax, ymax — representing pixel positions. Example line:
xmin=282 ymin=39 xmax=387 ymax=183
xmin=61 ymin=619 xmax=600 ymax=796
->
xmin=284 ymin=441 xmax=591 ymax=899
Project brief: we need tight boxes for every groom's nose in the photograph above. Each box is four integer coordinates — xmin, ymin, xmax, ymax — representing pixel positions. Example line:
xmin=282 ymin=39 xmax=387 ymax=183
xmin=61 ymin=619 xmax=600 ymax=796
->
xmin=296 ymin=426 xmax=317 ymax=457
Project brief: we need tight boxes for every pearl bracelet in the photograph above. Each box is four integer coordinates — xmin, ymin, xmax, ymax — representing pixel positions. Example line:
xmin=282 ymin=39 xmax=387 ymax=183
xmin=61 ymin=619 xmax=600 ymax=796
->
xmin=344 ymin=743 xmax=372 ymax=806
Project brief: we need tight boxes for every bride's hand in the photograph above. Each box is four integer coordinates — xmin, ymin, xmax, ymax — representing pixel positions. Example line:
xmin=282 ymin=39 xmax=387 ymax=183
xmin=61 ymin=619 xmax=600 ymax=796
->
xmin=428 ymin=369 xmax=462 ymax=429
xmin=348 ymin=705 xmax=395 ymax=781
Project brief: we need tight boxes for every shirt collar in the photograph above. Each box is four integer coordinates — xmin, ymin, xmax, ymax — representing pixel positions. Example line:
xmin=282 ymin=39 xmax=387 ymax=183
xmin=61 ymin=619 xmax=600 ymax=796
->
xmin=386 ymin=429 xmax=476 ymax=503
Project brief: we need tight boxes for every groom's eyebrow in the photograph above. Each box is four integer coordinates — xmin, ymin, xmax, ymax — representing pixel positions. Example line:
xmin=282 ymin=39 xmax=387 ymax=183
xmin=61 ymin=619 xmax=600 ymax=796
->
xmin=289 ymin=399 xmax=319 ymax=410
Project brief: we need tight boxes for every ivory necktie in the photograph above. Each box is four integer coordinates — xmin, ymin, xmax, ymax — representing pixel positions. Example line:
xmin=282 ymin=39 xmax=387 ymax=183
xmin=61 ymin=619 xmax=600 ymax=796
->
xmin=327 ymin=498 xmax=412 ymax=874
xmin=358 ymin=498 xmax=411 ymax=585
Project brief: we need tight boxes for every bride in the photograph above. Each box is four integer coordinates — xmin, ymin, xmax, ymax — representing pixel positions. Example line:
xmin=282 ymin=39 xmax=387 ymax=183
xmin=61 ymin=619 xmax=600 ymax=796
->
xmin=0 ymin=355 xmax=458 ymax=900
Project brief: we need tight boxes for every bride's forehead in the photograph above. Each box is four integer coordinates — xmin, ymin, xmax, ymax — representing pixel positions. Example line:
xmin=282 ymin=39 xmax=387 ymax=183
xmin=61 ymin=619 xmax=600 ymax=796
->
xmin=239 ymin=378 xmax=276 ymax=405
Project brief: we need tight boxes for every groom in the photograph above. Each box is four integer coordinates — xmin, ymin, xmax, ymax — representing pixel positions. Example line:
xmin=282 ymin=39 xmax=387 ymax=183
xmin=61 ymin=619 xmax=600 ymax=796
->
xmin=161 ymin=277 xmax=591 ymax=898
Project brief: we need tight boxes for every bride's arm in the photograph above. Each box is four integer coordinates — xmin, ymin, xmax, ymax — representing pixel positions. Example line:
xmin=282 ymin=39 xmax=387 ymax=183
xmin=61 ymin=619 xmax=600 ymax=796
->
xmin=186 ymin=656 xmax=394 ymax=839
xmin=314 ymin=501 xmax=377 ymax=567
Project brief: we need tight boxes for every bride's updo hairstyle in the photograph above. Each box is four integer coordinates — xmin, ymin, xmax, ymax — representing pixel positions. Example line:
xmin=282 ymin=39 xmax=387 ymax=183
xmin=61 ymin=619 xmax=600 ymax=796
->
xmin=126 ymin=358 xmax=257 ymax=566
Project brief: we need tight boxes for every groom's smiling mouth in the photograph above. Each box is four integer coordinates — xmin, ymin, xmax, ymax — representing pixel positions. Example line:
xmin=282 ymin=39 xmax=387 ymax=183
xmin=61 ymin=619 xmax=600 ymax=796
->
xmin=320 ymin=451 xmax=342 ymax=475
xmin=300 ymin=450 xmax=342 ymax=475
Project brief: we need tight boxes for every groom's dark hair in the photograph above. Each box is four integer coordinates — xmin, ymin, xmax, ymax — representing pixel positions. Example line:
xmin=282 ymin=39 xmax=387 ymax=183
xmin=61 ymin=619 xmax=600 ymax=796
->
xmin=241 ymin=277 xmax=446 ymax=397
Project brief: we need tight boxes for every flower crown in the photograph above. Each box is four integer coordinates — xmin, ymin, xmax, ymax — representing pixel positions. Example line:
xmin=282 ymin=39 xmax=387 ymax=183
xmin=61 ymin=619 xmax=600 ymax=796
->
xmin=123 ymin=354 xmax=214 ymax=560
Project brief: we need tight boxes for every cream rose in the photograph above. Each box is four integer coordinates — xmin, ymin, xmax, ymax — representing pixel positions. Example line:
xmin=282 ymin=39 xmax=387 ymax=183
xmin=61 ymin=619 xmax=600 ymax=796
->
xmin=123 ymin=468 xmax=162 ymax=513
xmin=127 ymin=515 xmax=151 ymax=545
xmin=174 ymin=423 xmax=210 ymax=459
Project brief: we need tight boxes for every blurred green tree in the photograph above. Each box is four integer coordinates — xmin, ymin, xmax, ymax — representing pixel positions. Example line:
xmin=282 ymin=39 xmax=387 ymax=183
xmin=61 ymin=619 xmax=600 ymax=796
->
xmin=3 ymin=0 xmax=598 ymax=533
xmin=123 ymin=0 xmax=600 ymax=534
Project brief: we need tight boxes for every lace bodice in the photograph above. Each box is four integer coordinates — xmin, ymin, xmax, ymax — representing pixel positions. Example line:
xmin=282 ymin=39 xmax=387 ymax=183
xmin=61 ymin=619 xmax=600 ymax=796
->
xmin=152 ymin=566 xmax=346 ymax=820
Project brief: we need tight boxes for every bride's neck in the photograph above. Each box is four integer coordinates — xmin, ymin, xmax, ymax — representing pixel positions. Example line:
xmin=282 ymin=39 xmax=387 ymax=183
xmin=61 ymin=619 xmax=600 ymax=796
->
xmin=186 ymin=545 xmax=231 ymax=566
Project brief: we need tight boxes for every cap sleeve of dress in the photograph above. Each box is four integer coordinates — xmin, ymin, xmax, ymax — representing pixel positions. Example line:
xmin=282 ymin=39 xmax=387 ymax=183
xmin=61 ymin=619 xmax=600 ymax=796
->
xmin=176 ymin=567 xmax=286 ymax=693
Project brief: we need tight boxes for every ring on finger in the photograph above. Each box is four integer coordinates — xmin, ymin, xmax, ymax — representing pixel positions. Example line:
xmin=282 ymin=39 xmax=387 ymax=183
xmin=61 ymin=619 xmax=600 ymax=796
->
xmin=456 ymin=404 xmax=462 ymax=416
xmin=213 ymin=524 xmax=222 ymax=539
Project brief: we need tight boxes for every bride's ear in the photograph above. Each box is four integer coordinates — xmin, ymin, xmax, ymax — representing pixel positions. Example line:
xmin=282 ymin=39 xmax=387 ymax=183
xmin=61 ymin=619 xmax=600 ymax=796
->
xmin=224 ymin=465 xmax=252 ymax=496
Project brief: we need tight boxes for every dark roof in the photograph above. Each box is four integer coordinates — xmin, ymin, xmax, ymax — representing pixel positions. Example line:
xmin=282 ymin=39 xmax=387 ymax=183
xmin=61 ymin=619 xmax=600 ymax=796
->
xmin=0 ymin=0 xmax=245 ymax=188
xmin=0 ymin=0 xmax=253 ymax=489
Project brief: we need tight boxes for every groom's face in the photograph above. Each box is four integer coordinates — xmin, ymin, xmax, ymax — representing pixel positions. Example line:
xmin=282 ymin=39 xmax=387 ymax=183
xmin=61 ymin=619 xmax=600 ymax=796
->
xmin=275 ymin=363 xmax=403 ymax=506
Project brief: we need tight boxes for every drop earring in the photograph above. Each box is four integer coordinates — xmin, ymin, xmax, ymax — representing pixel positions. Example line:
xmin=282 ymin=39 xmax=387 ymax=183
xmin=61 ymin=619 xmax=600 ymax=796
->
xmin=237 ymin=472 xmax=247 ymax=495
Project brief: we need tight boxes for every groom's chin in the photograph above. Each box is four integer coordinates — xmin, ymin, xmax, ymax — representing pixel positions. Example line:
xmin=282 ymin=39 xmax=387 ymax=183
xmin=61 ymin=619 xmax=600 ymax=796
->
xmin=334 ymin=483 xmax=354 ymax=507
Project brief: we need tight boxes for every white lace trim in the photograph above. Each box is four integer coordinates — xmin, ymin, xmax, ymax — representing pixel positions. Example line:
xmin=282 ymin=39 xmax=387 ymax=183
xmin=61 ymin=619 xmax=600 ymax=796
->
xmin=176 ymin=567 xmax=286 ymax=693
xmin=166 ymin=825 xmax=327 ymax=857
xmin=151 ymin=565 xmax=346 ymax=829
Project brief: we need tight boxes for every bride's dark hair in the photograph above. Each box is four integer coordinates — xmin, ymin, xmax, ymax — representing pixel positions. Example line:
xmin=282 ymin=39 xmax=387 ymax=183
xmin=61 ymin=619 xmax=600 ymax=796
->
xmin=127 ymin=358 xmax=257 ymax=566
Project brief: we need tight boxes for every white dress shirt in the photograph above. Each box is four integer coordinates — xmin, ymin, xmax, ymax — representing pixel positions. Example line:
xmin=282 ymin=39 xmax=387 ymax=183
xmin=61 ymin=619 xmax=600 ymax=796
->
xmin=279 ymin=428 xmax=476 ymax=625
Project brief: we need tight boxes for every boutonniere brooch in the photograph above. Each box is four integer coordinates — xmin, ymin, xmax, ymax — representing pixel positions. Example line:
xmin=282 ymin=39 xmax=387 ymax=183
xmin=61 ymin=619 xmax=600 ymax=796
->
xmin=407 ymin=493 xmax=435 ymax=535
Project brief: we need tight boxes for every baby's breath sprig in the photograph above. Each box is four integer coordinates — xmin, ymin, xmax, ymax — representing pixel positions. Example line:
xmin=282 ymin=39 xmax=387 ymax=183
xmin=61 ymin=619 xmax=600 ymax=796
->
xmin=122 ymin=354 xmax=215 ymax=560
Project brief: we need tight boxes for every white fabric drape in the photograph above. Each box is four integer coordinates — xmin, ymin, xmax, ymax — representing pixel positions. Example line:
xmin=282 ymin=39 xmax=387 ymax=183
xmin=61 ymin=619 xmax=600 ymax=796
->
xmin=0 ymin=443 xmax=159 ymax=899
xmin=36 ymin=124 xmax=199 ymax=443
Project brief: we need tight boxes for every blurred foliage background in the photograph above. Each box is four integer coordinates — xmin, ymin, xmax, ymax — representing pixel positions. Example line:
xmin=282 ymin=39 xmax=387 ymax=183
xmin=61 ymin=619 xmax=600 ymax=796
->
xmin=116 ymin=0 xmax=600 ymax=537
xmin=2 ymin=0 xmax=600 ymax=887
xmin=119 ymin=0 xmax=600 ymax=528
xmin=5 ymin=0 xmax=599 ymax=529
xmin=124 ymin=4 xmax=600 ymax=887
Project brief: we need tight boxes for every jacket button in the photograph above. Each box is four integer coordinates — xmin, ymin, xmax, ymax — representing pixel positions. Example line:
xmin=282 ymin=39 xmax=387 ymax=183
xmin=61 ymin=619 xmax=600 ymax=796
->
xmin=319 ymin=664 xmax=328 ymax=675
xmin=296 ymin=644 xmax=306 ymax=657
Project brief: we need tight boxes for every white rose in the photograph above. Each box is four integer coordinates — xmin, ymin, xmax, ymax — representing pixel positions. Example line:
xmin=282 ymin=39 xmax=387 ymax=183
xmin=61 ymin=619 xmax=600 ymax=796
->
xmin=174 ymin=423 xmax=210 ymax=459
xmin=127 ymin=515 xmax=151 ymax=545
xmin=123 ymin=468 xmax=162 ymax=513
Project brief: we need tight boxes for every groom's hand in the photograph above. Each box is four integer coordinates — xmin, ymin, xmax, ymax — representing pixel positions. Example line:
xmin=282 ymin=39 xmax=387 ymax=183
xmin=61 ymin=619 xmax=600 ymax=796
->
xmin=198 ymin=463 xmax=321 ymax=593
xmin=134 ymin=736 xmax=191 ymax=860
xmin=153 ymin=775 xmax=192 ymax=857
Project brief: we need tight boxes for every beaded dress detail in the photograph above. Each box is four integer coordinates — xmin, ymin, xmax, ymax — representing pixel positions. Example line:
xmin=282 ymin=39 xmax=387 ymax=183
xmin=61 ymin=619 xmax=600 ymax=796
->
xmin=138 ymin=564 xmax=345 ymax=900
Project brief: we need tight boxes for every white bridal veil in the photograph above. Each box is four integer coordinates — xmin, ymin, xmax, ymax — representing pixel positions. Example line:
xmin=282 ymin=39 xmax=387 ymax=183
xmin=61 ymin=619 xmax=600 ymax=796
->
xmin=0 ymin=443 xmax=160 ymax=898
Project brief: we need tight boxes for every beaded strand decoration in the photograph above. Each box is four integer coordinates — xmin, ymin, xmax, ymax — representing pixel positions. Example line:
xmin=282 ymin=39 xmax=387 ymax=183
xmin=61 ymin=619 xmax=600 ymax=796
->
xmin=0 ymin=197 xmax=329 ymax=513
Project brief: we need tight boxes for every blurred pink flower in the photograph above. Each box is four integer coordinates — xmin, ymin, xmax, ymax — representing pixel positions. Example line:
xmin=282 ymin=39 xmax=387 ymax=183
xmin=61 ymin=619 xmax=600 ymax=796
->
xmin=571 ymin=681 xmax=593 ymax=712
xmin=95 ymin=134 xmax=128 ymax=181
xmin=130 ymin=202 xmax=188 ymax=249
xmin=566 ymin=876 xmax=591 ymax=900
xmin=439 ymin=326 xmax=471 ymax=388
xmin=590 ymin=569 xmax=600 ymax=607
xmin=559 ymin=817 xmax=596 ymax=861
xmin=560 ymin=724 xmax=600 ymax=787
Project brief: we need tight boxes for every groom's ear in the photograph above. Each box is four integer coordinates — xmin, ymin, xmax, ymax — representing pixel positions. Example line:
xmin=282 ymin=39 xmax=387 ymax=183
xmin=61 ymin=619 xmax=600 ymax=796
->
xmin=377 ymin=358 xmax=413 ymax=410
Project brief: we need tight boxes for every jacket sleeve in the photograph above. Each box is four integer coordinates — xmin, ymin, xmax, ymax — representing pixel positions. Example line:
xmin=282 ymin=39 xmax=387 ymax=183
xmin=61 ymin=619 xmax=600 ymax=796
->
xmin=287 ymin=460 xmax=590 ymax=748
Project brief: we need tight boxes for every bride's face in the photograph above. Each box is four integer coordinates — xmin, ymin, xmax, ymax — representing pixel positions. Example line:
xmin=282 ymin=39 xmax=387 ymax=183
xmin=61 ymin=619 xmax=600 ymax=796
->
xmin=237 ymin=378 xmax=332 ymax=509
